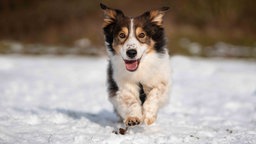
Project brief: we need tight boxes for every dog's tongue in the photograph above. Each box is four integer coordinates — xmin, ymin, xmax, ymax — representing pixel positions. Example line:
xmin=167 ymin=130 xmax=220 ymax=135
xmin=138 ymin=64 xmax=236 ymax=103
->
xmin=125 ymin=60 xmax=139 ymax=71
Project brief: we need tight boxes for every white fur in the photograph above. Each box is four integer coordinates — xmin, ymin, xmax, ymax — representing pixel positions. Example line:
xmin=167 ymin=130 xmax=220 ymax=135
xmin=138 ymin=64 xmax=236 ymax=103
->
xmin=120 ymin=19 xmax=147 ymax=61
xmin=109 ymin=49 xmax=171 ymax=125
xmin=107 ymin=18 xmax=171 ymax=125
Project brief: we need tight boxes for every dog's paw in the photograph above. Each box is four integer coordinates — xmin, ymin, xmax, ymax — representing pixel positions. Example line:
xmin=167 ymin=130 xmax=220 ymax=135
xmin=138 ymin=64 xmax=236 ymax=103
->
xmin=144 ymin=115 xmax=157 ymax=125
xmin=124 ymin=116 xmax=141 ymax=127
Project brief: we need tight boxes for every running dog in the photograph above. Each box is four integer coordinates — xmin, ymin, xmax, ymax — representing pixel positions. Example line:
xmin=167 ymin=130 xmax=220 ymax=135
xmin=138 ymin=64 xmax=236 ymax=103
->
xmin=100 ymin=3 xmax=171 ymax=126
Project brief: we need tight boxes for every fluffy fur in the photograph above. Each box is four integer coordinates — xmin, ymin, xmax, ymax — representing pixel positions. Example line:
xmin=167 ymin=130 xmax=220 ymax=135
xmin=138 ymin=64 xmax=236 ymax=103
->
xmin=100 ymin=3 xmax=171 ymax=126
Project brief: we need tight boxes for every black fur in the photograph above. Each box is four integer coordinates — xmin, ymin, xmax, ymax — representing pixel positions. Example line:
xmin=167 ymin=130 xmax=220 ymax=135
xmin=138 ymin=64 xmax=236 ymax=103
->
xmin=103 ymin=24 xmax=116 ymax=54
xmin=134 ymin=12 xmax=167 ymax=54
xmin=146 ymin=24 xmax=166 ymax=54
xmin=139 ymin=83 xmax=146 ymax=105
xmin=103 ymin=18 xmax=130 ymax=55
xmin=107 ymin=61 xmax=118 ymax=97
xmin=101 ymin=4 xmax=129 ymax=55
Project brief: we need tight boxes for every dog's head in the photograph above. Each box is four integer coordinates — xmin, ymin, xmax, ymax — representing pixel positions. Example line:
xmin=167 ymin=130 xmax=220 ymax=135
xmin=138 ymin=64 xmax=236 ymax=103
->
xmin=100 ymin=3 xmax=169 ymax=72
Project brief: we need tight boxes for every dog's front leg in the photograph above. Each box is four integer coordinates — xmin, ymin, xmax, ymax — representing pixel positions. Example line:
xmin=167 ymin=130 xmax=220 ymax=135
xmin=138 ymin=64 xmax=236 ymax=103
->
xmin=110 ymin=87 xmax=143 ymax=126
xmin=143 ymin=82 xmax=169 ymax=125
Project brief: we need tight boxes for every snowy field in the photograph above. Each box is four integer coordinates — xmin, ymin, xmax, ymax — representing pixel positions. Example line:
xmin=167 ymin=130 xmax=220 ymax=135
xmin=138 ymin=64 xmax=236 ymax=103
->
xmin=0 ymin=55 xmax=256 ymax=144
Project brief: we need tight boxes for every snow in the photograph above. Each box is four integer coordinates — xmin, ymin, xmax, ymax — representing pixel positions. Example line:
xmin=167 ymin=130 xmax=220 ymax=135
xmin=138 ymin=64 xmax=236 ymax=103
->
xmin=0 ymin=55 xmax=255 ymax=144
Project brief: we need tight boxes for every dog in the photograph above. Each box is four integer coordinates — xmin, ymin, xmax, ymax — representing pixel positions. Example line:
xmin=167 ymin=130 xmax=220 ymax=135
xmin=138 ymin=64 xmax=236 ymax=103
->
xmin=100 ymin=3 xmax=171 ymax=126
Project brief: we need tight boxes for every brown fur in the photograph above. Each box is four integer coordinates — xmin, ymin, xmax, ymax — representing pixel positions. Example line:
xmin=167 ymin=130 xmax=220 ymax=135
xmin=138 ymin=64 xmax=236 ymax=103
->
xmin=112 ymin=27 xmax=129 ymax=53
xmin=102 ymin=9 xmax=117 ymax=27
xmin=135 ymin=27 xmax=149 ymax=43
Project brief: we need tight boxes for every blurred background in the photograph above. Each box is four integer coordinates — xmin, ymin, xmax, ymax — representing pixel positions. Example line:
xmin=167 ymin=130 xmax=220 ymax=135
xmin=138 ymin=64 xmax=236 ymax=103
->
xmin=0 ymin=0 xmax=255 ymax=58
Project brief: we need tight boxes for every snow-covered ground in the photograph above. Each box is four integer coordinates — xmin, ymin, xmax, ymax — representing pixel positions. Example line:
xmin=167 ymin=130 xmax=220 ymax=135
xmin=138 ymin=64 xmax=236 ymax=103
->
xmin=0 ymin=55 xmax=255 ymax=144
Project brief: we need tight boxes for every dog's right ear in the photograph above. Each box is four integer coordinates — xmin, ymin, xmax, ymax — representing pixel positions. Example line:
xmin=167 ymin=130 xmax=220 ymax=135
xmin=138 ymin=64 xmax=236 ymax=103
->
xmin=100 ymin=3 xmax=124 ymax=27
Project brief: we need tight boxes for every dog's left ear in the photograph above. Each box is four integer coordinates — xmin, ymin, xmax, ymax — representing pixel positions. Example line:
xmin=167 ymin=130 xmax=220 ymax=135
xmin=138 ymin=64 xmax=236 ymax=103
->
xmin=149 ymin=7 xmax=169 ymax=26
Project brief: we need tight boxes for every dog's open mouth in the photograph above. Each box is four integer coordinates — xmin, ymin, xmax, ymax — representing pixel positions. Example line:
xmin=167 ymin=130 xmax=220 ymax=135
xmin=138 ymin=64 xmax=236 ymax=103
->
xmin=124 ymin=59 xmax=140 ymax=72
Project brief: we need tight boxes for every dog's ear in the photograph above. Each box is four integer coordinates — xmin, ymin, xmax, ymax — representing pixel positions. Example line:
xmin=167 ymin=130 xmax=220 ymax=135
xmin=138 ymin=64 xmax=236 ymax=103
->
xmin=148 ymin=7 xmax=169 ymax=26
xmin=100 ymin=3 xmax=124 ymax=27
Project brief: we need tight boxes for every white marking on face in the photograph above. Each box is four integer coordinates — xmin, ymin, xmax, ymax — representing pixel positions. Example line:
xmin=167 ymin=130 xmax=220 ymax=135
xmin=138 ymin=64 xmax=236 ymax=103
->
xmin=121 ymin=18 xmax=148 ymax=60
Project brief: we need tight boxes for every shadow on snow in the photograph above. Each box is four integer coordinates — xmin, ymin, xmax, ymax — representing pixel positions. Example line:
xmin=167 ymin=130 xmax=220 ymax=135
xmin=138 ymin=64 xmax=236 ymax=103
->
xmin=55 ymin=108 xmax=120 ymax=128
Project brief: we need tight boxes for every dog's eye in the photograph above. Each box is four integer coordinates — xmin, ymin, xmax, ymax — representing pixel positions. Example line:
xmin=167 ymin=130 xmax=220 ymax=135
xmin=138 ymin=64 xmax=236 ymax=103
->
xmin=138 ymin=33 xmax=145 ymax=38
xmin=119 ymin=33 xmax=126 ymax=39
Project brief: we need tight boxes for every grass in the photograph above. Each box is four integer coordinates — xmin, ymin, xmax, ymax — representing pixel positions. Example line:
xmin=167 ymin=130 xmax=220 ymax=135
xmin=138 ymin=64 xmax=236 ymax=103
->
xmin=0 ymin=0 xmax=256 ymax=58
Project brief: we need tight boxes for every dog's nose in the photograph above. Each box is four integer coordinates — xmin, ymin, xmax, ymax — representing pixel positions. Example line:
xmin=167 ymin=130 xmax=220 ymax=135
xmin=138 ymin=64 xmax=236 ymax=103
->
xmin=126 ymin=49 xmax=137 ymax=58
